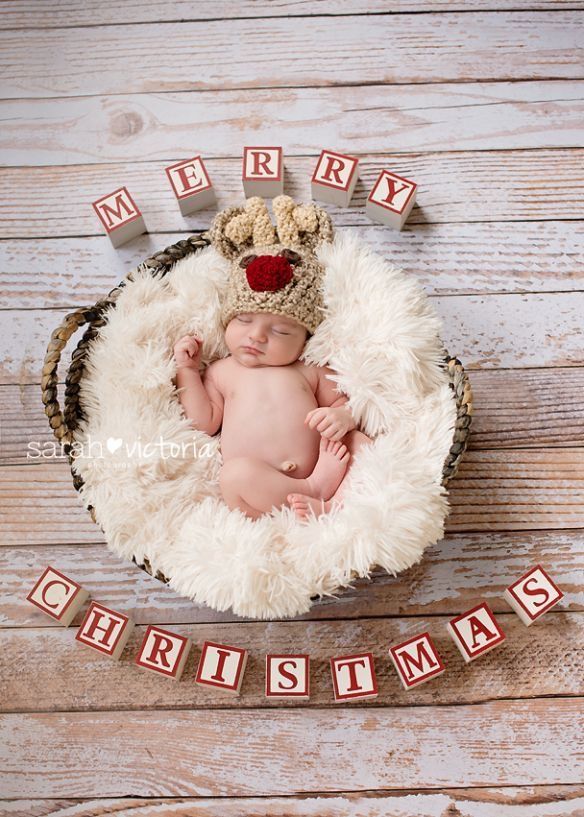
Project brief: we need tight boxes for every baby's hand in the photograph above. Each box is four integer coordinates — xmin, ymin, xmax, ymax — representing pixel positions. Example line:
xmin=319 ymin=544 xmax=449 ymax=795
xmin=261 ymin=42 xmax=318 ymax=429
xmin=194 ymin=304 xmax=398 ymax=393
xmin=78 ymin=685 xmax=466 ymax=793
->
xmin=173 ymin=333 xmax=203 ymax=370
xmin=305 ymin=405 xmax=355 ymax=441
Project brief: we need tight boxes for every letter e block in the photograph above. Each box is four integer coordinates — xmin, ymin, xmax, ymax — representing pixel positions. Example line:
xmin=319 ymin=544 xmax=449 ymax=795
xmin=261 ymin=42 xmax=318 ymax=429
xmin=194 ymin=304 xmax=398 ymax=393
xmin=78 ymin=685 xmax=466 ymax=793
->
xmin=135 ymin=625 xmax=192 ymax=680
xmin=26 ymin=566 xmax=89 ymax=626
xmin=366 ymin=169 xmax=417 ymax=230
xmin=330 ymin=652 xmax=378 ymax=702
xmin=265 ymin=654 xmax=310 ymax=700
xmin=195 ymin=641 xmax=248 ymax=695
xmin=311 ymin=149 xmax=359 ymax=207
xmin=447 ymin=602 xmax=506 ymax=662
xmin=75 ymin=601 xmax=134 ymax=660
xmin=504 ymin=565 xmax=564 ymax=626
xmin=242 ymin=146 xmax=284 ymax=197
xmin=92 ymin=186 xmax=147 ymax=247
xmin=165 ymin=156 xmax=216 ymax=215
xmin=389 ymin=632 xmax=445 ymax=689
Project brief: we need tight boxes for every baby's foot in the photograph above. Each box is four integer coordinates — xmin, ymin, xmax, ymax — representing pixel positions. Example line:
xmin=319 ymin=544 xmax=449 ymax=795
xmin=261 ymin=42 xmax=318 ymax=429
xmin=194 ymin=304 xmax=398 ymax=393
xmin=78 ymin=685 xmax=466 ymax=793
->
xmin=287 ymin=493 xmax=342 ymax=522
xmin=304 ymin=437 xmax=350 ymax=501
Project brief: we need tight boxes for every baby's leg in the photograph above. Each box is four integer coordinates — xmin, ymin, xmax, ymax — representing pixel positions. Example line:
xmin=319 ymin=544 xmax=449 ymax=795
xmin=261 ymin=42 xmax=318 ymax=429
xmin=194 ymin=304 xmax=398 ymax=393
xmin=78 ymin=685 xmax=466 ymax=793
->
xmin=288 ymin=429 xmax=373 ymax=521
xmin=220 ymin=438 xmax=350 ymax=519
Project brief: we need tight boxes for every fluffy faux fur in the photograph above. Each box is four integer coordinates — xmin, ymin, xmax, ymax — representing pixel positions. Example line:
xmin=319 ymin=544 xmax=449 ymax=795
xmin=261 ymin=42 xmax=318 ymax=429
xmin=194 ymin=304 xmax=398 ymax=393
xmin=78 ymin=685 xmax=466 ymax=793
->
xmin=72 ymin=229 xmax=457 ymax=619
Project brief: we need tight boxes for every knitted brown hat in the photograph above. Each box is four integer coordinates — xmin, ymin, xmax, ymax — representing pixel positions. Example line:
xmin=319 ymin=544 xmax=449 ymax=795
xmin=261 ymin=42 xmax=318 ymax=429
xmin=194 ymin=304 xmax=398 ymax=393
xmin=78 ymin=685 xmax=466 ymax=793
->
xmin=204 ymin=195 xmax=334 ymax=335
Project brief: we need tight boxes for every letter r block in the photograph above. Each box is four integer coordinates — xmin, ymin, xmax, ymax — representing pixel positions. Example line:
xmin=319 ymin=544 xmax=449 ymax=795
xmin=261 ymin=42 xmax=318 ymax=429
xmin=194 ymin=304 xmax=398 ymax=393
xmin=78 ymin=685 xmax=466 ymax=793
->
xmin=92 ymin=186 xmax=147 ymax=247
xmin=311 ymin=149 xmax=359 ymax=207
xmin=26 ymin=565 xmax=89 ymax=626
xmin=75 ymin=601 xmax=134 ymax=660
xmin=330 ymin=652 xmax=378 ymax=702
xmin=389 ymin=632 xmax=445 ymax=689
xmin=366 ymin=169 xmax=417 ymax=230
xmin=195 ymin=641 xmax=248 ymax=695
xmin=504 ymin=564 xmax=564 ymax=626
xmin=165 ymin=156 xmax=216 ymax=215
xmin=447 ymin=602 xmax=506 ymax=662
xmin=265 ymin=654 xmax=310 ymax=699
xmin=135 ymin=625 xmax=192 ymax=680
xmin=242 ymin=146 xmax=284 ymax=197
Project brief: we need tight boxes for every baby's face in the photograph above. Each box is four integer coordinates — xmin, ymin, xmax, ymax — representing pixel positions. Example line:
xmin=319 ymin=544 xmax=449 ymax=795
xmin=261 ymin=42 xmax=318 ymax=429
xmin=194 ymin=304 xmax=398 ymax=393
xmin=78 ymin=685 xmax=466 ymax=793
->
xmin=225 ymin=312 xmax=308 ymax=367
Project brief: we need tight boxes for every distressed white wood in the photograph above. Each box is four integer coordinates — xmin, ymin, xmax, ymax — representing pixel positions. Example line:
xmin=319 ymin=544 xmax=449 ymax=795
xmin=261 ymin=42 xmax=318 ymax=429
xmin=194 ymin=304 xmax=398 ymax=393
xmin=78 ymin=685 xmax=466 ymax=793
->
xmin=2 ymin=82 xmax=584 ymax=167
xmin=3 ymin=220 xmax=584 ymax=309
xmin=2 ymin=151 xmax=582 ymax=239
xmin=1 ymin=13 xmax=582 ymax=99
xmin=0 ymin=700 xmax=581 ymax=797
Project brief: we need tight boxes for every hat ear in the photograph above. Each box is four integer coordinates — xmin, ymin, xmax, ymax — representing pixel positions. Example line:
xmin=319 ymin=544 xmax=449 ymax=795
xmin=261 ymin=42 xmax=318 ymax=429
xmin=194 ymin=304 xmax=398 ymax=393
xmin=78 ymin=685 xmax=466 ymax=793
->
xmin=205 ymin=197 xmax=277 ymax=260
xmin=273 ymin=195 xmax=334 ymax=253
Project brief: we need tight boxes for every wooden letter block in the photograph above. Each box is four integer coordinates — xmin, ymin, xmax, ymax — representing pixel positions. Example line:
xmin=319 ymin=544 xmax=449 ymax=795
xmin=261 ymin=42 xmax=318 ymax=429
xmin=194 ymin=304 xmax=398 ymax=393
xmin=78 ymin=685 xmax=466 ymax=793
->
xmin=389 ymin=632 xmax=445 ymax=689
xmin=26 ymin=565 xmax=89 ymax=626
xmin=135 ymin=625 xmax=192 ymax=680
xmin=265 ymin=654 xmax=310 ymax=700
xmin=92 ymin=186 xmax=147 ymax=247
xmin=195 ymin=641 xmax=248 ymax=695
xmin=242 ymin=146 xmax=284 ymax=197
xmin=75 ymin=601 xmax=134 ymax=660
xmin=447 ymin=602 xmax=506 ymax=662
xmin=311 ymin=149 xmax=359 ymax=207
xmin=165 ymin=156 xmax=216 ymax=215
xmin=366 ymin=169 xmax=417 ymax=230
xmin=504 ymin=564 xmax=564 ymax=626
xmin=330 ymin=652 xmax=378 ymax=702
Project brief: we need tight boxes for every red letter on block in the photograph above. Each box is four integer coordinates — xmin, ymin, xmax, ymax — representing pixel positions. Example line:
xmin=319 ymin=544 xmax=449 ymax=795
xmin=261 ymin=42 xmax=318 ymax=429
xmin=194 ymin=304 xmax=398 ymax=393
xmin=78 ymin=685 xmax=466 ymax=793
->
xmin=447 ymin=602 xmax=506 ymax=662
xmin=504 ymin=564 xmax=564 ymax=626
xmin=135 ymin=625 xmax=192 ymax=680
xmin=311 ymin=149 xmax=359 ymax=207
xmin=195 ymin=641 xmax=248 ymax=695
xmin=75 ymin=601 xmax=134 ymax=660
xmin=389 ymin=632 xmax=445 ymax=689
xmin=265 ymin=654 xmax=310 ymax=699
xmin=26 ymin=565 xmax=89 ymax=626
xmin=330 ymin=652 xmax=378 ymax=702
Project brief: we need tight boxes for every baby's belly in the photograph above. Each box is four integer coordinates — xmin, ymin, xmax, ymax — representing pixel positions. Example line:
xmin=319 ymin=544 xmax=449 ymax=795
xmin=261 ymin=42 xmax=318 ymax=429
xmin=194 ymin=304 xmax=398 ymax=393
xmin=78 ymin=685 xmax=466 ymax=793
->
xmin=220 ymin=392 xmax=321 ymax=478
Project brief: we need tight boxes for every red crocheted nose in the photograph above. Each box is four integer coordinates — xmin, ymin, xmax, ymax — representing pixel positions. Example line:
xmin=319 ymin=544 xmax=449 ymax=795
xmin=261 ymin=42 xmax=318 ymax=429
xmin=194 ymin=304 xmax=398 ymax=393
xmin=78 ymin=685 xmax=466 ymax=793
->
xmin=245 ymin=255 xmax=294 ymax=292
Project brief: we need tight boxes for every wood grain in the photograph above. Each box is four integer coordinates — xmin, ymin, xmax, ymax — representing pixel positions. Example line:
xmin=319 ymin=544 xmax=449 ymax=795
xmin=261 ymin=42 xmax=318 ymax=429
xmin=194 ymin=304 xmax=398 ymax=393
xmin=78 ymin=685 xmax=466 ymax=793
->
xmin=1 ymin=613 xmax=581 ymax=712
xmin=1 ymin=13 xmax=582 ymax=99
xmin=2 ymin=151 xmax=583 ymax=239
xmin=3 ymin=81 xmax=584 ymax=166
xmin=2 ymin=220 xmax=584 ymax=310
xmin=1 ymin=700 xmax=582 ymax=797
xmin=2 ymin=0 xmax=582 ymax=29
xmin=3 ymin=529 xmax=582 ymax=626
xmin=1 ymin=788 xmax=584 ymax=817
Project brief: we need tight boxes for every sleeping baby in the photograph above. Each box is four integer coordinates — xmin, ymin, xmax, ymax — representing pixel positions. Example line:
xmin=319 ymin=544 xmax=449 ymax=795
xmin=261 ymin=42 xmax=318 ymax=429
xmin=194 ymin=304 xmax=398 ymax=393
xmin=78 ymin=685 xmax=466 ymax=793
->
xmin=173 ymin=195 xmax=373 ymax=522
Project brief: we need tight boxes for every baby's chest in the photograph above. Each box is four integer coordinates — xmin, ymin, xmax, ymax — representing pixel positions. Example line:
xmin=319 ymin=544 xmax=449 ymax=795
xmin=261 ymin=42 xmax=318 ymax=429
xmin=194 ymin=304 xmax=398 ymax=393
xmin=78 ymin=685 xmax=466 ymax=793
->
xmin=225 ymin=368 xmax=315 ymax=403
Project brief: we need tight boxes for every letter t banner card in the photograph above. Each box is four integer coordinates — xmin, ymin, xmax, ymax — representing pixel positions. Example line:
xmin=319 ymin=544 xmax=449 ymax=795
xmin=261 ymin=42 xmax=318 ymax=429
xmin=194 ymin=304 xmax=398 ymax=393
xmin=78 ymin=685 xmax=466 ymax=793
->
xmin=389 ymin=632 xmax=445 ymax=689
xmin=447 ymin=602 xmax=506 ymax=663
xmin=195 ymin=641 xmax=248 ymax=695
xmin=265 ymin=654 xmax=310 ymax=699
xmin=92 ymin=186 xmax=147 ymax=247
xmin=504 ymin=565 xmax=564 ymax=626
xmin=135 ymin=625 xmax=192 ymax=681
xmin=330 ymin=652 xmax=379 ymax=702
xmin=75 ymin=601 xmax=134 ymax=660
xmin=26 ymin=565 xmax=89 ymax=626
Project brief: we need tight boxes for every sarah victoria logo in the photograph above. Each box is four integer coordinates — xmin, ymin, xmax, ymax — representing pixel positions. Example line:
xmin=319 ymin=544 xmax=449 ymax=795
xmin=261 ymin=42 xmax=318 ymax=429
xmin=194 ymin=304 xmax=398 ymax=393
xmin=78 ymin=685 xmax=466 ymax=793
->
xmin=25 ymin=564 xmax=564 ymax=699
xmin=26 ymin=434 xmax=214 ymax=463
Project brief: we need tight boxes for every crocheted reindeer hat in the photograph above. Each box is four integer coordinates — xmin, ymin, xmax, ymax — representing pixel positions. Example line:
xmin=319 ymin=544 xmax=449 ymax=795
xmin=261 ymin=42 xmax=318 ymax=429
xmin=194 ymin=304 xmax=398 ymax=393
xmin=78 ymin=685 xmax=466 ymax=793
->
xmin=204 ymin=195 xmax=334 ymax=335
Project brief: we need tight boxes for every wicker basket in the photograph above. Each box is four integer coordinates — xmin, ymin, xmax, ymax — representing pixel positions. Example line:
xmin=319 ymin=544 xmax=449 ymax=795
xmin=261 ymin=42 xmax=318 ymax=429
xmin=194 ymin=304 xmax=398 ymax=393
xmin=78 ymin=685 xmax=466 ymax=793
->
xmin=41 ymin=232 xmax=473 ymax=591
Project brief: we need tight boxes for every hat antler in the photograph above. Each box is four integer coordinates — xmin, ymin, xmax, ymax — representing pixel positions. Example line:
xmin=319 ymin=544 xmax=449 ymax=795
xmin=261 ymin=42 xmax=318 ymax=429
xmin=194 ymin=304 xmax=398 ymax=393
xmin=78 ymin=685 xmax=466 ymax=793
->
xmin=273 ymin=194 xmax=334 ymax=251
xmin=206 ymin=196 xmax=277 ymax=260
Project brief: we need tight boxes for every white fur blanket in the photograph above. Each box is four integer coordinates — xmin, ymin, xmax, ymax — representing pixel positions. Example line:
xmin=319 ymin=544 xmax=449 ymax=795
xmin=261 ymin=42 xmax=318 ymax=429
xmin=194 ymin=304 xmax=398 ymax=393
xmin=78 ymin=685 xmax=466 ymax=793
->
xmin=72 ymin=229 xmax=457 ymax=619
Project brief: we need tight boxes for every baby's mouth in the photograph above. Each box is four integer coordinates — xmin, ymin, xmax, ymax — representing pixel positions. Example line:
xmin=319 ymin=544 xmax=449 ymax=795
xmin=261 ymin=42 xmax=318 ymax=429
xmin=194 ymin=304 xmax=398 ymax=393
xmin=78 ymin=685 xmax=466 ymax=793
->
xmin=242 ymin=345 xmax=262 ymax=355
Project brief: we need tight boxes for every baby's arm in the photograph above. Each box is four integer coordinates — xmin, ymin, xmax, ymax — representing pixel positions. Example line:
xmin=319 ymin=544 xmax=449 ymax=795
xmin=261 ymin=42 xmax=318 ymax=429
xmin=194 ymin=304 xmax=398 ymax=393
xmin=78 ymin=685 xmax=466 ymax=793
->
xmin=305 ymin=365 xmax=357 ymax=440
xmin=174 ymin=335 xmax=224 ymax=435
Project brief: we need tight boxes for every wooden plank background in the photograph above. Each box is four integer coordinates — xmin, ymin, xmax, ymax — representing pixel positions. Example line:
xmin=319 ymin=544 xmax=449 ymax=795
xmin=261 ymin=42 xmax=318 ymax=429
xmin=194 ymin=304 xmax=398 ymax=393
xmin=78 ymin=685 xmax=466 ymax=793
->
xmin=0 ymin=1 xmax=583 ymax=815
